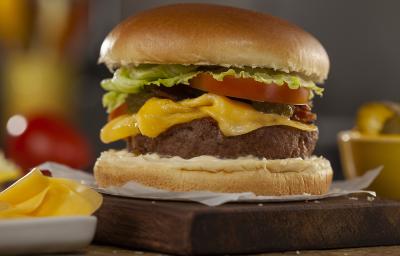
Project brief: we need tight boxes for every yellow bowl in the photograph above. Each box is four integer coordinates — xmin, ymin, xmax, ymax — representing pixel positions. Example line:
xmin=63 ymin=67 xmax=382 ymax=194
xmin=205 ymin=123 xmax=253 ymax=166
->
xmin=338 ymin=130 xmax=400 ymax=199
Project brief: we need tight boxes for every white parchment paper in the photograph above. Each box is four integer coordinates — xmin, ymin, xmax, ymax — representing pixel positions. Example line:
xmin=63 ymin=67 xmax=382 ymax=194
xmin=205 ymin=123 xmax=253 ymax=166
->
xmin=38 ymin=162 xmax=381 ymax=206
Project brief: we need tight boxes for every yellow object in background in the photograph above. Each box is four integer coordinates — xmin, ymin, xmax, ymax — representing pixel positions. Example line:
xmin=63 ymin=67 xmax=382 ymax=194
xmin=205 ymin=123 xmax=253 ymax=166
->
xmin=356 ymin=103 xmax=395 ymax=135
xmin=0 ymin=0 xmax=88 ymax=125
xmin=0 ymin=0 xmax=31 ymax=48
xmin=3 ymin=51 xmax=75 ymax=120
xmin=356 ymin=102 xmax=399 ymax=135
xmin=0 ymin=152 xmax=21 ymax=184
xmin=0 ymin=169 xmax=102 ymax=219
xmin=339 ymin=101 xmax=400 ymax=200
xmin=338 ymin=131 xmax=400 ymax=199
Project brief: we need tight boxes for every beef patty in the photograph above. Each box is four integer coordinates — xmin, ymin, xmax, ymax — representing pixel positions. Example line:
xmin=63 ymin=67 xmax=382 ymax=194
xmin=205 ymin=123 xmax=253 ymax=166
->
xmin=129 ymin=118 xmax=318 ymax=159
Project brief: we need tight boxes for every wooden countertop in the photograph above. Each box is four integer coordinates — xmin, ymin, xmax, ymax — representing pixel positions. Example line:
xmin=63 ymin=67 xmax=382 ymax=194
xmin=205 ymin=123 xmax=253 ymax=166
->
xmin=77 ymin=245 xmax=400 ymax=256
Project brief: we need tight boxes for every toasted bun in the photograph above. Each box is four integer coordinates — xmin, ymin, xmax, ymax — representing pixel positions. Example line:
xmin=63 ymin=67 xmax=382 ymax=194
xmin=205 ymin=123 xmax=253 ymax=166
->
xmin=99 ymin=4 xmax=329 ymax=83
xmin=94 ymin=150 xmax=333 ymax=196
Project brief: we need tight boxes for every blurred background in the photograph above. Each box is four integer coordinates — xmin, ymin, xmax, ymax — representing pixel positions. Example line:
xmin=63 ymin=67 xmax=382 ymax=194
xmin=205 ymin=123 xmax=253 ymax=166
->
xmin=1 ymin=0 xmax=399 ymax=179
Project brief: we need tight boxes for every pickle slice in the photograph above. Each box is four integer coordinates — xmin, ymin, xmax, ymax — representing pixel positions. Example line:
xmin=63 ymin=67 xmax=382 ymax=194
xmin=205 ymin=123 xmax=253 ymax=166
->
xmin=251 ymin=102 xmax=294 ymax=117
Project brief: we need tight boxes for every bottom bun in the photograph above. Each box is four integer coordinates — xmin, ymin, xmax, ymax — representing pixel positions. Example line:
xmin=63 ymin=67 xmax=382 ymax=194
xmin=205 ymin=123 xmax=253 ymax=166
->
xmin=94 ymin=150 xmax=333 ymax=196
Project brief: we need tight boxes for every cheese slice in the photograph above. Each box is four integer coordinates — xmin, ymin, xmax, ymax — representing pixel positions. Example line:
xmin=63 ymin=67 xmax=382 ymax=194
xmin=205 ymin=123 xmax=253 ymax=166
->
xmin=100 ymin=93 xmax=317 ymax=143
xmin=100 ymin=114 xmax=139 ymax=144
xmin=0 ymin=169 xmax=102 ymax=219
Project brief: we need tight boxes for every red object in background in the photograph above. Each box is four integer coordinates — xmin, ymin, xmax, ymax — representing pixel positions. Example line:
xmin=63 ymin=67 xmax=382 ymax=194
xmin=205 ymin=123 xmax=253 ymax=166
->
xmin=6 ymin=115 xmax=92 ymax=172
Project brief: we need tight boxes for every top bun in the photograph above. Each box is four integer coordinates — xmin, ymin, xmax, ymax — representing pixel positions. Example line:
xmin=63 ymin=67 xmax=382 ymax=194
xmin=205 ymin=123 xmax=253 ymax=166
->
xmin=99 ymin=4 xmax=329 ymax=83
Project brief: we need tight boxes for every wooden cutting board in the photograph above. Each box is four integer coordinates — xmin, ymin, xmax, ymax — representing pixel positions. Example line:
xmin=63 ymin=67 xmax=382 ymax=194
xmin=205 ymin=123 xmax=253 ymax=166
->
xmin=94 ymin=194 xmax=400 ymax=255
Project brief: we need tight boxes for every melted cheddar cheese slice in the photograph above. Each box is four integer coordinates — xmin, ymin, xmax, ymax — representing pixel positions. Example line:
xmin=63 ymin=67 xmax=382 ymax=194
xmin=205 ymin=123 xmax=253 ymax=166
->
xmin=100 ymin=93 xmax=317 ymax=143
xmin=0 ymin=169 xmax=102 ymax=219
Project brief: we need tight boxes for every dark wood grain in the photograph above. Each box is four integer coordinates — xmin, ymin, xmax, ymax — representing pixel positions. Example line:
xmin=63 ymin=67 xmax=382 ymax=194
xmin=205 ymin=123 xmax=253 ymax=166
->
xmin=84 ymin=245 xmax=400 ymax=256
xmin=94 ymin=194 xmax=400 ymax=255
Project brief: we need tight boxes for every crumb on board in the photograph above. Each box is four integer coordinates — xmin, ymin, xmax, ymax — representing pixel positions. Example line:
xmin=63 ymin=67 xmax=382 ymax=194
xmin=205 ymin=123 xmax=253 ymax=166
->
xmin=367 ymin=196 xmax=375 ymax=202
xmin=258 ymin=203 xmax=264 ymax=206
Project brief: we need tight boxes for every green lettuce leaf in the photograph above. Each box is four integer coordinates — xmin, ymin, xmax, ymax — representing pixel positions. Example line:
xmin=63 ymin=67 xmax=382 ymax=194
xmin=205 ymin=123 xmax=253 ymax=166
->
xmin=102 ymin=91 xmax=128 ymax=113
xmin=101 ymin=64 xmax=323 ymax=112
xmin=210 ymin=68 xmax=324 ymax=96
xmin=101 ymin=65 xmax=199 ymax=93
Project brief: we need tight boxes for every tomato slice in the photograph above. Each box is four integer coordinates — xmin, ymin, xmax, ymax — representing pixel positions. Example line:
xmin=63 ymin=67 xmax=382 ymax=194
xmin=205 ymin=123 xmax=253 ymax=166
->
xmin=108 ymin=103 xmax=128 ymax=121
xmin=189 ymin=73 xmax=310 ymax=104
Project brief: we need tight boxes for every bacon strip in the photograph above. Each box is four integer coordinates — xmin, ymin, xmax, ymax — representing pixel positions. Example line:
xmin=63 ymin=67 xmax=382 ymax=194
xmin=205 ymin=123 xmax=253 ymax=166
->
xmin=291 ymin=105 xmax=317 ymax=124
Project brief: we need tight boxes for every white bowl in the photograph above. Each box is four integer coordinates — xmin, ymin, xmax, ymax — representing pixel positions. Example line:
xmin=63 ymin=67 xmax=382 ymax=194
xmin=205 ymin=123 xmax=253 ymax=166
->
xmin=0 ymin=216 xmax=97 ymax=255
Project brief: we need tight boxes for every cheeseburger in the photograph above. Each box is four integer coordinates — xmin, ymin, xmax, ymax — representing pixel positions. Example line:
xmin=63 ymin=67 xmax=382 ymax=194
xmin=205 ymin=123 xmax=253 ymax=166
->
xmin=94 ymin=4 xmax=333 ymax=195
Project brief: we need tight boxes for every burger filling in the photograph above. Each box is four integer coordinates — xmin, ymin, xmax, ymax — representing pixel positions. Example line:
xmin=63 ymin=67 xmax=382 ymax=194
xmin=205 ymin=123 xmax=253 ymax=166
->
xmin=100 ymin=64 xmax=323 ymax=159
